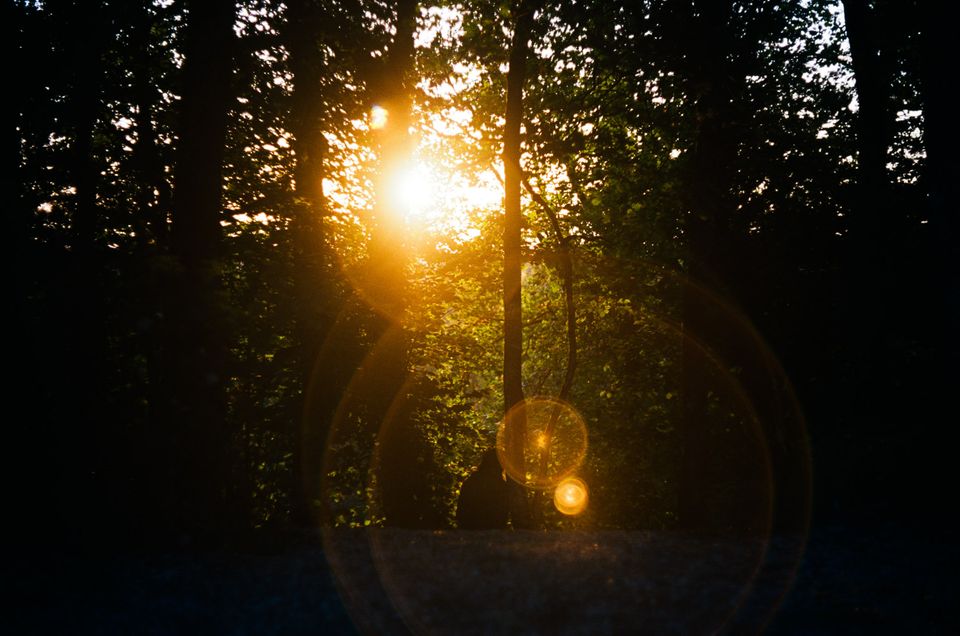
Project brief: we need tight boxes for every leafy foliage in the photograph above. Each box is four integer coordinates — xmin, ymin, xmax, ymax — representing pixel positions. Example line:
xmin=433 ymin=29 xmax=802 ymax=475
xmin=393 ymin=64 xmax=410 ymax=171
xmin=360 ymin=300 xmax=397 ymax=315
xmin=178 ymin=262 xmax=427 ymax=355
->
xmin=9 ymin=0 xmax=946 ymax=541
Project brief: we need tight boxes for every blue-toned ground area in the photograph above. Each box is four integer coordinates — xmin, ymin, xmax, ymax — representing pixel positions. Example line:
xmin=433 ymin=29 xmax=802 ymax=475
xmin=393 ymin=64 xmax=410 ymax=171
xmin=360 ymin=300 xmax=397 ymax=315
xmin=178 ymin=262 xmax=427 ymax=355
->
xmin=5 ymin=525 xmax=955 ymax=635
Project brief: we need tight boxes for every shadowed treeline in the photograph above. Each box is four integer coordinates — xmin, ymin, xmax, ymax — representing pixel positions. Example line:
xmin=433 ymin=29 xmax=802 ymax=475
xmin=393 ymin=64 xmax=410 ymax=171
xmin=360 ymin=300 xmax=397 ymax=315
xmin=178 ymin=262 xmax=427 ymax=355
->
xmin=5 ymin=0 xmax=956 ymax=556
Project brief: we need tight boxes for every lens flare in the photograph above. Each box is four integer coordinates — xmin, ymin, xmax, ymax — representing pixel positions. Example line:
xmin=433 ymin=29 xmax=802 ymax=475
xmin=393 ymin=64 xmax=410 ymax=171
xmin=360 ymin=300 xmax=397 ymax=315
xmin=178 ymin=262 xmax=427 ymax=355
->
xmin=370 ymin=105 xmax=388 ymax=130
xmin=313 ymin=255 xmax=812 ymax=636
xmin=554 ymin=477 xmax=588 ymax=515
xmin=496 ymin=396 xmax=588 ymax=489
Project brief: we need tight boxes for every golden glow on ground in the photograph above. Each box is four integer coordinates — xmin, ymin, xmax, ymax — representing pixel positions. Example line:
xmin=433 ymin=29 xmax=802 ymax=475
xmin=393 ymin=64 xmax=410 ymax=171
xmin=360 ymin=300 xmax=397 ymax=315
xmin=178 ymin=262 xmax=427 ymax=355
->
xmin=370 ymin=105 xmax=388 ymax=130
xmin=554 ymin=477 xmax=588 ymax=516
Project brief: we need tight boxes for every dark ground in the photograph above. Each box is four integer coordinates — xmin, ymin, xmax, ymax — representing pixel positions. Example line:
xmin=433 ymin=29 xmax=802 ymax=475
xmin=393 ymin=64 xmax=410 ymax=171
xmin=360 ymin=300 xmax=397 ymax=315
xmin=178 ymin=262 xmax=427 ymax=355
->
xmin=4 ymin=523 xmax=956 ymax=635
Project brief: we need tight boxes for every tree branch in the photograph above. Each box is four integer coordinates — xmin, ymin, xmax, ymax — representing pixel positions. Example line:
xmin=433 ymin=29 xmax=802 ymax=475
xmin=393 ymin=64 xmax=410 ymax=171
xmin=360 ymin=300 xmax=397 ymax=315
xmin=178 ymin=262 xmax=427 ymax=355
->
xmin=520 ymin=172 xmax=578 ymax=479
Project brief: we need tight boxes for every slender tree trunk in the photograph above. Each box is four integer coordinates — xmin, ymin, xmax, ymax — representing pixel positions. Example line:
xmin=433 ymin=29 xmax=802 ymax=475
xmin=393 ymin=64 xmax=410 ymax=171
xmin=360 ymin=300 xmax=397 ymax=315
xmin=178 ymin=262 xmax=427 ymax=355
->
xmin=841 ymin=0 xmax=893 ymax=230
xmin=918 ymin=2 xmax=960 ymax=363
xmin=57 ymin=0 xmax=111 ymax=542
xmin=839 ymin=0 xmax=896 ymax=317
xmin=675 ymin=2 xmax=809 ymax=536
xmin=838 ymin=0 xmax=900 ymax=469
xmin=502 ymin=0 xmax=540 ymax=527
xmin=284 ymin=0 xmax=337 ymax=526
xmin=3 ymin=0 xmax=28 ymax=342
xmin=164 ymin=0 xmax=237 ymax=539
xmin=4 ymin=0 xmax=36 ymax=544
xmin=130 ymin=0 xmax=171 ymax=251
xmin=123 ymin=1 xmax=176 ymax=540
xmin=676 ymin=1 xmax=739 ymax=534
xmin=366 ymin=0 xmax=418 ymax=318
xmin=917 ymin=2 xmax=959 ymax=525
xmin=366 ymin=0 xmax=442 ymax=528
xmin=521 ymin=174 xmax=577 ymax=527
xmin=521 ymin=176 xmax=577 ymax=479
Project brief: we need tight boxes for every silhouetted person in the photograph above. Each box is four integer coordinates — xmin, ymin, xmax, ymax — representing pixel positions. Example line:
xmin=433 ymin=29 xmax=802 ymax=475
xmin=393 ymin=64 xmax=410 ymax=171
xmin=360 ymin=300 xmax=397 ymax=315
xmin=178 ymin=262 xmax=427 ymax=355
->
xmin=456 ymin=449 xmax=509 ymax=529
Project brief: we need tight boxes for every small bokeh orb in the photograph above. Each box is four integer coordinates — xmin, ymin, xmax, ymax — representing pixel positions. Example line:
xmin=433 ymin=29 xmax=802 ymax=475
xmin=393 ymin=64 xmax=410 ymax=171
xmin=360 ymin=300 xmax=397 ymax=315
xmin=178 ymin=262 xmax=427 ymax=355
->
xmin=554 ymin=477 xmax=588 ymax=515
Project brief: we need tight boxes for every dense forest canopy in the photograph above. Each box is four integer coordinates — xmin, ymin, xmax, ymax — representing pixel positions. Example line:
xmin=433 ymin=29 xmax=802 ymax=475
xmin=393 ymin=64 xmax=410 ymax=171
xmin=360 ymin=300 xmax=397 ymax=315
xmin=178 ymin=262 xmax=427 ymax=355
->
xmin=7 ymin=0 xmax=955 ymax=546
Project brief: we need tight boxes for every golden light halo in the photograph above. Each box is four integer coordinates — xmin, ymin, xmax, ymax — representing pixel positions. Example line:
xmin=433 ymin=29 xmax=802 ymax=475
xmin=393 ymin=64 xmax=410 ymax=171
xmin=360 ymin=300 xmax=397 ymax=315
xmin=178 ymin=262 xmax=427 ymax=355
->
xmin=496 ymin=396 xmax=588 ymax=490
xmin=554 ymin=477 xmax=589 ymax=515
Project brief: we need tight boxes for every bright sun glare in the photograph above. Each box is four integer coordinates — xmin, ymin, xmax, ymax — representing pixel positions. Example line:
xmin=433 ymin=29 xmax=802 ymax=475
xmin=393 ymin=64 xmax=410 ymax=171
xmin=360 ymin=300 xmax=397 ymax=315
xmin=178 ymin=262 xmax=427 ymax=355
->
xmin=391 ymin=164 xmax=435 ymax=220
xmin=370 ymin=104 xmax=388 ymax=130
xmin=381 ymin=159 xmax=500 ymax=243
xmin=320 ymin=103 xmax=504 ymax=242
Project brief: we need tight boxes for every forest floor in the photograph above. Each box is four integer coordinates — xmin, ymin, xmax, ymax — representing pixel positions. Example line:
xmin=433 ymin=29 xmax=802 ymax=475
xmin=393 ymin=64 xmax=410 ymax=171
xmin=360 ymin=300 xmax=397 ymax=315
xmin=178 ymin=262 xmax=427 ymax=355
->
xmin=5 ymin=523 xmax=956 ymax=635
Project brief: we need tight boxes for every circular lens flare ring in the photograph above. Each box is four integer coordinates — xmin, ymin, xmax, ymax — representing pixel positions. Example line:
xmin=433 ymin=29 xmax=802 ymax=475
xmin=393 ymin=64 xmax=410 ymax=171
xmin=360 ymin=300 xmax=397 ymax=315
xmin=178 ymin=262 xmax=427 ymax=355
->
xmin=496 ymin=396 xmax=588 ymax=490
xmin=312 ymin=254 xmax=813 ymax=636
xmin=554 ymin=477 xmax=588 ymax=515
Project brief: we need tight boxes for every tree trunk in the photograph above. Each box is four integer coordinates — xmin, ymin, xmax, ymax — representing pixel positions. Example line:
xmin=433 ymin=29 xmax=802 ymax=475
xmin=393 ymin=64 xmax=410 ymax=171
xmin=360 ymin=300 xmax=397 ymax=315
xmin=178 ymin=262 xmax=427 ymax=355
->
xmin=163 ymin=0 xmax=237 ymax=540
xmin=285 ymin=0 xmax=333 ymax=527
xmin=838 ymin=0 xmax=900 ymax=479
xmin=918 ymin=2 xmax=960 ymax=365
xmin=59 ymin=0 xmax=111 ymax=542
xmin=502 ymin=0 xmax=540 ymax=527
xmin=360 ymin=0 xmax=436 ymax=527
xmin=676 ymin=1 xmax=739 ymax=534
xmin=675 ymin=2 xmax=810 ymax=536
xmin=521 ymin=176 xmax=577 ymax=480
xmin=841 ymin=0 xmax=893 ymax=230
xmin=130 ymin=0 xmax=171 ymax=251
xmin=4 ymin=0 xmax=37 ymax=545
xmin=366 ymin=0 xmax=418 ymax=318
xmin=917 ymin=2 xmax=959 ymax=525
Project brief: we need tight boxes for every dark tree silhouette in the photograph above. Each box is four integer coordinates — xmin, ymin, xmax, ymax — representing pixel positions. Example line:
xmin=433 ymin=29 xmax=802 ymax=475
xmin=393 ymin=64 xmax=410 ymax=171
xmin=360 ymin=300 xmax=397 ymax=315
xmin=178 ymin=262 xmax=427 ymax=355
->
xmin=284 ymin=0 xmax=334 ymax=526
xmin=161 ymin=0 xmax=238 ymax=538
xmin=501 ymin=0 xmax=541 ymax=528
xmin=457 ymin=449 xmax=509 ymax=529
xmin=671 ymin=1 xmax=744 ymax=533
xmin=5 ymin=0 xmax=947 ymax=551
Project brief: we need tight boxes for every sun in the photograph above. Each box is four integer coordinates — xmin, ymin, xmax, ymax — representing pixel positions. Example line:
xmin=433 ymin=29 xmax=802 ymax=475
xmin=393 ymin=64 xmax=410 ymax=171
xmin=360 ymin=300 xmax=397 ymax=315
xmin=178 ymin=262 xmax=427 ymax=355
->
xmin=379 ymin=157 xmax=501 ymax=241
xmin=390 ymin=163 xmax=436 ymax=220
